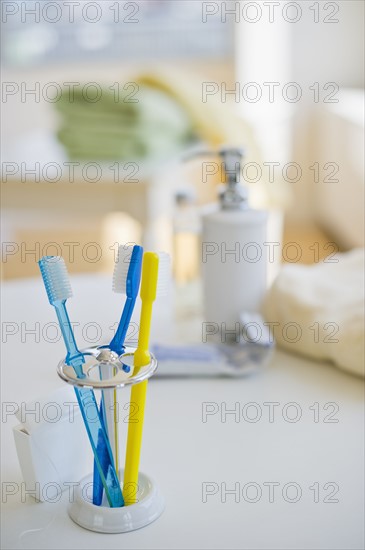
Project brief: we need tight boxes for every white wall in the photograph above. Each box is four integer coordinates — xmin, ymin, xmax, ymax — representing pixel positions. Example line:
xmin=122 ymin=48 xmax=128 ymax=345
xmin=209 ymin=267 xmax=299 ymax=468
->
xmin=291 ymin=0 xmax=364 ymax=223
xmin=236 ymin=0 xmax=364 ymax=225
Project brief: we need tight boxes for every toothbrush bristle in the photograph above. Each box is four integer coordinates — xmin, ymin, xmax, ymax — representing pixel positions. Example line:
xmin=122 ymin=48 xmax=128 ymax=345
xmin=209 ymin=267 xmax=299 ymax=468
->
xmin=113 ymin=245 xmax=134 ymax=294
xmin=39 ymin=256 xmax=72 ymax=303
xmin=156 ymin=252 xmax=171 ymax=297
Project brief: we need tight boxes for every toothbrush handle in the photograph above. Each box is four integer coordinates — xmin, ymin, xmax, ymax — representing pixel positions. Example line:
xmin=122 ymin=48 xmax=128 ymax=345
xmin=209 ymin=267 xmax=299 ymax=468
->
xmin=123 ymin=299 xmax=153 ymax=505
xmin=55 ymin=302 xmax=84 ymax=375
xmin=75 ymin=387 xmax=124 ymax=507
xmin=92 ymin=405 xmax=109 ymax=506
xmin=93 ymin=374 xmax=119 ymax=505
xmin=109 ymin=296 xmax=136 ymax=354
xmin=133 ymin=301 xmax=153 ymax=367
xmin=123 ymin=379 xmax=148 ymax=505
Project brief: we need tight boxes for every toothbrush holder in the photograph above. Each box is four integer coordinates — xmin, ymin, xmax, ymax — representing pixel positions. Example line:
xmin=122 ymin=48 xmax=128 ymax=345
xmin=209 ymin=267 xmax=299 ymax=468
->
xmin=57 ymin=345 xmax=164 ymax=534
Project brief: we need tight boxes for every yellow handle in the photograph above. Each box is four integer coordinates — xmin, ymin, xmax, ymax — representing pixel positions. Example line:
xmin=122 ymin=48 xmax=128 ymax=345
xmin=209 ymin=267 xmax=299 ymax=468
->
xmin=123 ymin=379 xmax=147 ymax=504
xmin=123 ymin=252 xmax=158 ymax=505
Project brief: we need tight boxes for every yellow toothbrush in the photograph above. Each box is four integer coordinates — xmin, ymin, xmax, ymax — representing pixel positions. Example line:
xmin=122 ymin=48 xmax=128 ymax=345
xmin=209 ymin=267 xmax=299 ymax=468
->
xmin=123 ymin=251 xmax=169 ymax=505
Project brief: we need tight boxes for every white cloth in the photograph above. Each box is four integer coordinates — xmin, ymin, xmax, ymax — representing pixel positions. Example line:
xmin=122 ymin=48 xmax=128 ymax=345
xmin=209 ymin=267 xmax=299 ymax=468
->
xmin=263 ymin=249 xmax=364 ymax=377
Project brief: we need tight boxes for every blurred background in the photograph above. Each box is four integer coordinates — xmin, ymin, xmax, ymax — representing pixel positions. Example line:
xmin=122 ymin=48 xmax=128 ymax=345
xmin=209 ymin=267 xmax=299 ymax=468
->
xmin=1 ymin=0 xmax=364 ymax=287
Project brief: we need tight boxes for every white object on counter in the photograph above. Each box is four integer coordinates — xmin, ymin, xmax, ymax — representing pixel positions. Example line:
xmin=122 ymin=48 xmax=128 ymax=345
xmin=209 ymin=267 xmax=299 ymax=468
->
xmin=68 ymin=470 xmax=164 ymax=533
xmin=202 ymin=208 xmax=267 ymax=325
xmin=263 ymin=248 xmax=365 ymax=378
xmin=201 ymin=148 xmax=268 ymax=326
xmin=13 ymin=386 xmax=89 ymax=502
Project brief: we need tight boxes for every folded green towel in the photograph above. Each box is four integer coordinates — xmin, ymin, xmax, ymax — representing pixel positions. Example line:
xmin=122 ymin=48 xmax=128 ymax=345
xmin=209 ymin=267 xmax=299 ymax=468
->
xmin=58 ymin=130 xmax=189 ymax=161
xmin=55 ymin=83 xmax=194 ymax=161
xmin=56 ymin=87 xmax=137 ymax=118
xmin=57 ymin=107 xmax=136 ymax=128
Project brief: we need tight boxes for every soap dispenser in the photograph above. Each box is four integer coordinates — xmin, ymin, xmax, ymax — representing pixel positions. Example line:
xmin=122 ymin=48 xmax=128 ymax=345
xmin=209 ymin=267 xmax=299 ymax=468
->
xmin=201 ymin=147 xmax=268 ymax=327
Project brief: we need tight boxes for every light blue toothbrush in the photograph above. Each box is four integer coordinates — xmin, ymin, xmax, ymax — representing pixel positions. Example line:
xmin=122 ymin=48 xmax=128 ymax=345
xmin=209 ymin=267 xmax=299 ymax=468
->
xmin=93 ymin=244 xmax=143 ymax=505
xmin=38 ymin=256 xmax=124 ymax=508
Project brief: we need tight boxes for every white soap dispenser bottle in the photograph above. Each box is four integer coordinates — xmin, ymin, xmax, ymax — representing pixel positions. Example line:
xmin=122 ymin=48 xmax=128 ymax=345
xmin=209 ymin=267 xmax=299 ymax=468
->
xmin=201 ymin=147 xmax=268 ymax=327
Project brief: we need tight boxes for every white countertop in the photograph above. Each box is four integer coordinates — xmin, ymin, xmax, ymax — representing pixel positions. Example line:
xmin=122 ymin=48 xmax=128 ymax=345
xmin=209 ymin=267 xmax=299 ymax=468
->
xmin=1 ymin=275 xmax=364 ymax=549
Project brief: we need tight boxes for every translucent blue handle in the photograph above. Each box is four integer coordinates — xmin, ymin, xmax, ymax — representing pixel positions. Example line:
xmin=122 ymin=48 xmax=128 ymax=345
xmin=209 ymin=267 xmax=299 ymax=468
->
xmin=75 ymin=387 xmax=124 ymax=508
xmin=92 ymin=431 xmax=111 ymax=506
xmin=55 ymin=302 xmax=85 ymax=379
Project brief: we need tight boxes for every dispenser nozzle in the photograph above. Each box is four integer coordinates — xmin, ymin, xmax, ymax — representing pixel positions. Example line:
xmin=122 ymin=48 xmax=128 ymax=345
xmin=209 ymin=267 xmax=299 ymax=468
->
xmin=183 ymin=145 xmax=248 ymax=210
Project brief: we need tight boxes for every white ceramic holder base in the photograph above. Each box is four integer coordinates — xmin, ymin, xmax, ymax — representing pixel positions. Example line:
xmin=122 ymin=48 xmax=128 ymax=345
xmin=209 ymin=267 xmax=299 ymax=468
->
xmin=68 ymin=470 xmax=164 ymax=533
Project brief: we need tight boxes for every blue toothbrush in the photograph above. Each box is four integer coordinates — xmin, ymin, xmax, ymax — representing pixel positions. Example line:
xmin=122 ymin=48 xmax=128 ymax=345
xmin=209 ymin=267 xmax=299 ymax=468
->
xmin=93 ymin=244 xmax=143 ymax=505
xmin=38 ymin=256 xmax=124 ymax=508
xmin=110 ymin=244 xmax=143 ymax=354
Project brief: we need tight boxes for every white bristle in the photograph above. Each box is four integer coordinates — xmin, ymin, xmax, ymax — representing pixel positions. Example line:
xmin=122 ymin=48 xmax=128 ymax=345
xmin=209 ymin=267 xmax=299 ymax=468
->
xmin=112 ymin=245 xmax=134 ymax=294
xmin=156 ymin=252 xmax=171 ymax=297
xmin=40 ymin=256 xmax=72 ymax=302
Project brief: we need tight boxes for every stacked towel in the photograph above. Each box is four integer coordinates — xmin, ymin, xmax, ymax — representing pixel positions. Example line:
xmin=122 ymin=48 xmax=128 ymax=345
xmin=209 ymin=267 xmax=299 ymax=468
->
xmin=263 ymin=249 xmax=365 ymax=377
xmin=56 ymin=84 xmax=195 ymax=161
